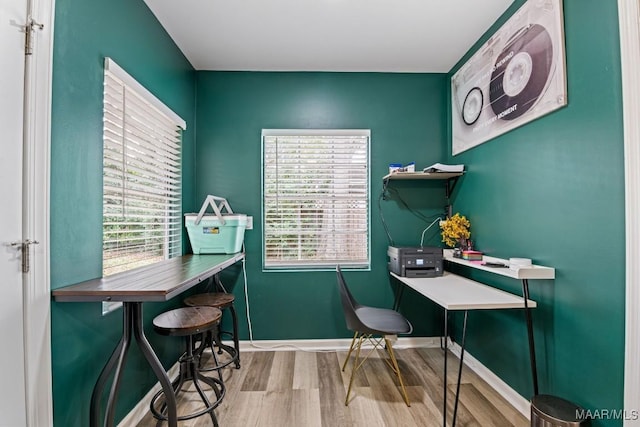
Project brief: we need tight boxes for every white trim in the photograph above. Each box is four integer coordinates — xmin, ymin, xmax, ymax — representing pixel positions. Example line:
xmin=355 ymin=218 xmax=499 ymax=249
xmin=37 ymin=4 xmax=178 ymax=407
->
xmin=238 ymin=336 xmax=441 ymax=352
xmin=102 ymin=68 xmax=183 ymax=277
xmin=262 ymin=129 xmax=371 ymax=138
xmin=23 ymin=0 xmax=54 ymax=425
xmin=618 ymin=0 xmax=640 ymax=424
xmin=261 ymin=130 xmax=371 ymax=271
xmin=104 ymin=57 xmax=187 ymax=129
xmin=448 ymin=340 xmax=531 ymax=420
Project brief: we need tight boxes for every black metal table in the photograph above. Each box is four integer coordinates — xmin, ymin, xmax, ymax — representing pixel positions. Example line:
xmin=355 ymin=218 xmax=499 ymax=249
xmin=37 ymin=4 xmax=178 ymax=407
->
xmin=52 ymin=253 xmax=245 ymax=427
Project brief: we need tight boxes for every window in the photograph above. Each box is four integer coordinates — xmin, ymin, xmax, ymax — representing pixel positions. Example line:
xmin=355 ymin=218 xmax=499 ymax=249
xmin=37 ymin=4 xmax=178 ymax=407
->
xmin=102 ymin=58 xmax=186 ymax=277
xmin=262 ymin=129 xmax=370 ymax=270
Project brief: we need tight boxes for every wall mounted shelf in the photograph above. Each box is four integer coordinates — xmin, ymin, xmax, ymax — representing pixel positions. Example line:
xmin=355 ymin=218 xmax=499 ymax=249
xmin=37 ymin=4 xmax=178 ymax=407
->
xmin=382 ymin=171 xmax=463 ymax=181
xmin=443 ymin=249 xmax=555 ymax=280
xmin=382 ymin=171 xmax=464 ymax=217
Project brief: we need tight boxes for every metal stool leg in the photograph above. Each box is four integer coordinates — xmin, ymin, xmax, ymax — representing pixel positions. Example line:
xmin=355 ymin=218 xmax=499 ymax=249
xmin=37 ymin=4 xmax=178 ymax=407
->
xmin=196 ymin=329 xmax=225 ymax=382
xmin=228 ymin=304 xmax=241 ymax=368
xmin=150 ymin=332 xmax=225 ymax=423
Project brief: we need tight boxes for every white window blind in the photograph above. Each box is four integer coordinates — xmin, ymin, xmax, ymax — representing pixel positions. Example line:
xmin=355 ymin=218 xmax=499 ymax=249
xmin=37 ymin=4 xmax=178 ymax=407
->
xmin=102 ymin=58 xmax=184 ymax=277
xmin=263 ymin=130 xmax=370 ymax=269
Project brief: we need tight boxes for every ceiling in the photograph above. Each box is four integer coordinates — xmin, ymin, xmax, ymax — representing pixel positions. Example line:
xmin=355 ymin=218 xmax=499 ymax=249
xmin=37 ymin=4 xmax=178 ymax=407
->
xmin=144 ymin=0 xmax=514 ymax=73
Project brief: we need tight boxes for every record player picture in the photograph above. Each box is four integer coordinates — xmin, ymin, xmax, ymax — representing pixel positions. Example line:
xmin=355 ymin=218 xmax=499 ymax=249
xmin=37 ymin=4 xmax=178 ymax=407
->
xmin=451 ymin=0 xmax=567 ymax=155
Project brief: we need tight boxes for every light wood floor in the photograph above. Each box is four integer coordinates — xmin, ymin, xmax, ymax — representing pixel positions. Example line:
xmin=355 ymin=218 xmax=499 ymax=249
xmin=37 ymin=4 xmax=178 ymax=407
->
xmin=135 ymin=346 xmax=529 ymax=427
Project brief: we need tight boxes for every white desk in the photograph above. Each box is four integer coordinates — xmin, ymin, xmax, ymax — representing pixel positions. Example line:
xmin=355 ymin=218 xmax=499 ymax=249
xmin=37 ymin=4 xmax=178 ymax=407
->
xmin=392 ymin=272 xmax=537 ymax=310
xmin=391 ymin=271 xmax=537 ymax=427
xmin=441 ymin=249 xmax=554 ymax=399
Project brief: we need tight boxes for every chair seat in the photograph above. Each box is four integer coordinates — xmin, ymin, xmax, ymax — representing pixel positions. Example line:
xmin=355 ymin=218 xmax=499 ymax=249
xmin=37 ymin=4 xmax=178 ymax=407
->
xmin=153 ymin=306 xmax=222 ymax=337
xmin=183 ymin=289 xmax=242 ymax=370
xmin=354 ymin=306 xmax=412 ymax=335
xmin=184 ymin=292 xmax=235 ymax=309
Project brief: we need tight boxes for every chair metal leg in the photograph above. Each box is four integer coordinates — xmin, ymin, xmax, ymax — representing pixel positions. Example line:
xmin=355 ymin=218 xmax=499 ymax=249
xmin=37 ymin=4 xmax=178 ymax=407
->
xmin=343 ymin=333 xmax=411 ymax=406
xmin=384 ymin=337 xmax=411 ymax=407
xmin=342 ymin=332 xmax=359 ymax=372
xmin=344 ymin=334 xmax=364 ymax=406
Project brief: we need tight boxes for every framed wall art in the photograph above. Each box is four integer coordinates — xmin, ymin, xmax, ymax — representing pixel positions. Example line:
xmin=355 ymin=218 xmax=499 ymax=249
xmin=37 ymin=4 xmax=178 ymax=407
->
xmin=451 ymin=0 xmax=567 ymax=155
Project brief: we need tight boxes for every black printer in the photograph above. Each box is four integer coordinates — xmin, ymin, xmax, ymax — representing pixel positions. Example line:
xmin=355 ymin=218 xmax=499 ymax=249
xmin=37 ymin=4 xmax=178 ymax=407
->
xmin=387 ymin=246 xmax=443 ymax=278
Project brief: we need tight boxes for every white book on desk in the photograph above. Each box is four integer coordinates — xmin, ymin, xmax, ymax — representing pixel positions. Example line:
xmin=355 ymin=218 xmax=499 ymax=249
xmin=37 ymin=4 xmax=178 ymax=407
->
xmin=423 ymin=163 xmax=465 ymax=173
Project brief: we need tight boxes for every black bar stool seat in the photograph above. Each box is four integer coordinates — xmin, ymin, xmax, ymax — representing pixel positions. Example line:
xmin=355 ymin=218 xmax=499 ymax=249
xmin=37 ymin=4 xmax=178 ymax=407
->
xmin=184 ymin=292 xmax=241 ymax=370
xmin=150 ymin=306 xmax=225 ymax=426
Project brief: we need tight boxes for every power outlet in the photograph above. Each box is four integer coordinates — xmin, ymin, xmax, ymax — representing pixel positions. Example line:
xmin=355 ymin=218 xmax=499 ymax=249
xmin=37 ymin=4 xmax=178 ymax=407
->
xmin=246 ymin=216 xmax=253 ymax=230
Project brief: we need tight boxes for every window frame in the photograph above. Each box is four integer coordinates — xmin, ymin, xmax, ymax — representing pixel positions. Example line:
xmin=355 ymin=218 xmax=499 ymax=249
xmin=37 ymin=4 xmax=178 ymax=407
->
xmin=261 ymin=129 xmax=371 ymax=272
xmin=101 ymin=57 xmax=186 ymax=279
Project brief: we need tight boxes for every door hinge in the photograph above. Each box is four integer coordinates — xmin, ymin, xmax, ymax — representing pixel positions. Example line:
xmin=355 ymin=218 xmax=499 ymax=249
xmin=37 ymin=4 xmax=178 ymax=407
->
xmin=11 ymin=240 xmax=40 ymax=273
xmin=24 ymin=19 xmax=44 ymax=56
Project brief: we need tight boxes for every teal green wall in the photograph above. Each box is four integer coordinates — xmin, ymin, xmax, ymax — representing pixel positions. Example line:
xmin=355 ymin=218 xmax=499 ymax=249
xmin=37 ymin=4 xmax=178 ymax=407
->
xmin=195 ymin=72 xmax=451 ymax=340
xmin=50 ymin=0 xmax=196 ymax=425
xmin=446 ymin=0 xmax=625 ymax=424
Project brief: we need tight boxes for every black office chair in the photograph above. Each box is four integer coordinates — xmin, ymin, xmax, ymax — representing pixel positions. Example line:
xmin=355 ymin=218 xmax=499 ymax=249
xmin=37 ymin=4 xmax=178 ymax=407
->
xmin=336 ymin=265 xmax=413 ymax=406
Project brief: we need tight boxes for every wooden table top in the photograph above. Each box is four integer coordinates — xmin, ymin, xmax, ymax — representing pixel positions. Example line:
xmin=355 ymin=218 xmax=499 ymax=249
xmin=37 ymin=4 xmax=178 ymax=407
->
xmin=52 ymin=253 xmax=245 ymax=303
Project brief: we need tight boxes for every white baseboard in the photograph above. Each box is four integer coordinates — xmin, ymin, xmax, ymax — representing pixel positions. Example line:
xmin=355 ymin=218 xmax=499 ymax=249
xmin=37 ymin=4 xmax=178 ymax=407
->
xmin=118 ymin=337 xmax=529 ymax=425
xmin=448 ymin=339 xmax=531 ymax=419
xmin=239 ymin=336 xmax=441 ymax=352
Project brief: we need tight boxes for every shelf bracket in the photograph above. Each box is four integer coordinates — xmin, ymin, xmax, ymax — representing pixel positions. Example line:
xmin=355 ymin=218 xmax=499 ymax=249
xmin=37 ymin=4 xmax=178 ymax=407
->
xmin=444 ymin=176 xmax=460 ymax=218
xmin=445 ymin=176 xmax=460 ymax=199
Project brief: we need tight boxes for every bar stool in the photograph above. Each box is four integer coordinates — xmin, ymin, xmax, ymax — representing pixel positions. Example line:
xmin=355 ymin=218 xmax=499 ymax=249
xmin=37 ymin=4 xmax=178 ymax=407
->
xmin=184 ymin=290 xmax=241 ymax=371
xmin=150 ymin=306 xmax=225 ymax=426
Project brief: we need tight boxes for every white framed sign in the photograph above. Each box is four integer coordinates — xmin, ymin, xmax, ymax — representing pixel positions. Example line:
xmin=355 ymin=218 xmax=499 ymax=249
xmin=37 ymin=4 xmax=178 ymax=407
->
xmin=451 ymin=0 xmax=567 ymax=155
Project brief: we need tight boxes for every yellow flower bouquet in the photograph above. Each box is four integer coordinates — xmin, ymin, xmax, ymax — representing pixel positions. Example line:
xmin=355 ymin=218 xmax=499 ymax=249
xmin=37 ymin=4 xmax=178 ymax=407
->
xmin=440 ymin=213 xmax=471 ymax=248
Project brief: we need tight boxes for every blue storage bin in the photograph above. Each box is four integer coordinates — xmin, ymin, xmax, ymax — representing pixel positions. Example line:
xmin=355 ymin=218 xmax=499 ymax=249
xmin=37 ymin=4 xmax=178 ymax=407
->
xmin=185 ymin=195 xmax=247 ymax=254
xmin=185 ymin=214 xmax=247 ymax=254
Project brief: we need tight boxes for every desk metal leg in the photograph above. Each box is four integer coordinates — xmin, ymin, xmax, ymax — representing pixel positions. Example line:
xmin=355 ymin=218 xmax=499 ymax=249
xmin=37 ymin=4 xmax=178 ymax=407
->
xmin=452 ymin=310 xmax=468 ymax=427
xmin=90 ymin=304 xmax=132 ymax=427
xmin=104 ymin=312 xmax=132 ymax=427
xmin=443 ymin=309 xmax=448 ymax=427
xmin=131 ymin=302 xmax=178 ymax=427
xmin=89 ymin=302 xmax=178 ymax=427
xmin=392 ymin=281 xmax=405 ymax=311
xmin=443 ymin=310 xmax=467 ymax=427
xmin=521 ymin=279 xmax=539 ymax=395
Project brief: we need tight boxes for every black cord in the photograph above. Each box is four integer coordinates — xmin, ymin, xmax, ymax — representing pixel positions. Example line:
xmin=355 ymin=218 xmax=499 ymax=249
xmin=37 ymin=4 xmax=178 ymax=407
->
xmin=378 ymin=188 xmax=394 ymax=246
xmin=384 ymin=185 xmax=439 ymax=223
xmin=378 ymin=178 xmax=443 ymax=246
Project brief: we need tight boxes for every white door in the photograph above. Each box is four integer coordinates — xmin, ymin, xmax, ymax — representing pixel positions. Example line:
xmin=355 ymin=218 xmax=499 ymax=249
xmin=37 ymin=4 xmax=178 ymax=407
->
xmin=619 ymin=1 xmax=640 ymax=425
xmin=0 ymin=0 xmax=29 ymax=425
